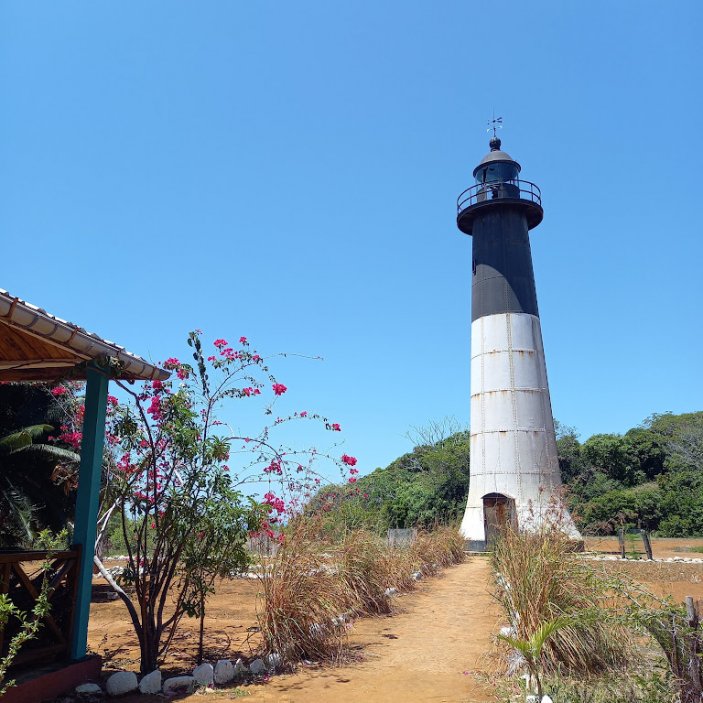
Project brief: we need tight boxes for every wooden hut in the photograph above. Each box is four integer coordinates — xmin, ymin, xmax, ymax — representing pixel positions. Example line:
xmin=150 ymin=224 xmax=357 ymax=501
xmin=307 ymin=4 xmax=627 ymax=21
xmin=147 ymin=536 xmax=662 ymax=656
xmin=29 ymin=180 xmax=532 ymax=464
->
xmin=0 ymin=289 xmax=168 ymax=699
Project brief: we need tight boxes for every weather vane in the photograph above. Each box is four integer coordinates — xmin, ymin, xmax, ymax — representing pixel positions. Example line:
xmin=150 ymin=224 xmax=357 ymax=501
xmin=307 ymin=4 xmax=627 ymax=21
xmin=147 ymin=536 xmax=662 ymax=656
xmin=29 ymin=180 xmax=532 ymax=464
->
xmin=487 ymin=114 xmax=503 ymax=139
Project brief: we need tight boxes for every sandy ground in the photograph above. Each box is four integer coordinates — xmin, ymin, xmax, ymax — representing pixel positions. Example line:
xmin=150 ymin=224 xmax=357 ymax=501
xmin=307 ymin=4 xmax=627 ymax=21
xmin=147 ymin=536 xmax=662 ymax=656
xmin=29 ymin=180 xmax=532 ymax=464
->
xmin=81 ymin=538 xmax=703 ymax=703
xmin=584 ymin=536 xmax=703 ymax=559
xmin=88 ymin=559 xmax=500 ymax=703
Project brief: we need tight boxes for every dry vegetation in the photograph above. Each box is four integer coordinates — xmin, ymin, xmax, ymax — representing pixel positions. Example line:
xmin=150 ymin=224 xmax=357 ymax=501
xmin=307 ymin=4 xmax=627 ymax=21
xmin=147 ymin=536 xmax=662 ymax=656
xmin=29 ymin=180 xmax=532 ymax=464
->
xmin=493 ymin=527 xmax=632 ymax=675
xmin=256 ymin=519 xmax=465 ymax=668
xmin=493 ymin=528 xmax=703 ymax=702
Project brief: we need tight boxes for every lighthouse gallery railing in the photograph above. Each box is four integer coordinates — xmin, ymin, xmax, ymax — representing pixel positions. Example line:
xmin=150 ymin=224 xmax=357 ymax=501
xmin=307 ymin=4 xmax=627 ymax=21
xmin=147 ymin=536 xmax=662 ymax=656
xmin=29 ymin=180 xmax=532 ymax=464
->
xmin=457 ymin=179 xmax=542 ymax=215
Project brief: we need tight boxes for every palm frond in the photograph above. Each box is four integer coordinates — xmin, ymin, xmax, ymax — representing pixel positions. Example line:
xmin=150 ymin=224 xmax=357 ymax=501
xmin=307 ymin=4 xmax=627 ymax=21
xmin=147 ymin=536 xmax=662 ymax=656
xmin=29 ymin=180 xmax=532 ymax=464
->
xmin=21 ymin=444 xmax=80 ymax=463
xmin=0 ymin=425 xmax=54 ymax=454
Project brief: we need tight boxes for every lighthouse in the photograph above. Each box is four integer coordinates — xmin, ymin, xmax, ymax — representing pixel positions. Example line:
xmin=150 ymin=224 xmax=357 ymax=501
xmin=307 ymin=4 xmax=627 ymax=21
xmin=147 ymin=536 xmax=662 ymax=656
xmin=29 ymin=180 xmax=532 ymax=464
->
xmin=456 ymin=131 xmax=580 ymax=550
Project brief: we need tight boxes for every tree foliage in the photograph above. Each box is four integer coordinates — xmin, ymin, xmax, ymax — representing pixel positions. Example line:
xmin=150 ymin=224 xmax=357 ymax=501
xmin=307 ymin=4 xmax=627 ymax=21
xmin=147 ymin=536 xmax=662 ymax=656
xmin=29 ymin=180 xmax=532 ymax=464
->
xmin=310 ymin=411 xmax=703 ymax=537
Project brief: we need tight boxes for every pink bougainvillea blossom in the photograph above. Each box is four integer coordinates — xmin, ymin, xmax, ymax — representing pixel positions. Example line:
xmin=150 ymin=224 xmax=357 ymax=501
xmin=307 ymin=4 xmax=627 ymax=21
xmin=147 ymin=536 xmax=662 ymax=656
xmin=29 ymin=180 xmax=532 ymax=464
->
xmin=239 ymin=336 xmax=248 ymax=345
xmin=341 ymin=454 xmax=357 ymax=467
xmin=272 ymin=383 xmax=287 ymax=396
xmin=50 ymin=385 xmax=68 ymax=397
xmin=330 ymin=423 xmax=341 ymax=432
xmin=163 ymin=357 xmax=180 ymax=370
xmin=213 ymin=339 xmax=228 ymax=349
xmin=176 ymin=367 xmax=189 ymax=380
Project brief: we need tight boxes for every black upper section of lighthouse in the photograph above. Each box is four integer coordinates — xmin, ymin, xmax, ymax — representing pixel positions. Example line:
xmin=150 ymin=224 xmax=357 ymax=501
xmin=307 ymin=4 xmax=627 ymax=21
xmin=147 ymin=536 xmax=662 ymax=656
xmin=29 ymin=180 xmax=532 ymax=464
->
xmin=457 ymin=137 xmax=543 ymax=236
xmin=457 ymin=138 xmax=543 ymax=321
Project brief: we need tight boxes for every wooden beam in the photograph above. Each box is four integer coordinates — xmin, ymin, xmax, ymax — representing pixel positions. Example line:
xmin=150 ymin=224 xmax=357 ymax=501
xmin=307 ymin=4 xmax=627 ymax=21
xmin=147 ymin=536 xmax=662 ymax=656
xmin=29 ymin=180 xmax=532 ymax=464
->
xmin=69 ymin=363 xmax=109 ymax=660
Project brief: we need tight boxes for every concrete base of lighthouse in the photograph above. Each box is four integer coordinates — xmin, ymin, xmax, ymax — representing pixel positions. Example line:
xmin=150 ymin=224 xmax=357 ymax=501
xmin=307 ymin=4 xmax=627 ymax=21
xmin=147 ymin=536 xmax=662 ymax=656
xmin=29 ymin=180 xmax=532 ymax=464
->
xmin=460 ymin=311 xmax=581 ymax=549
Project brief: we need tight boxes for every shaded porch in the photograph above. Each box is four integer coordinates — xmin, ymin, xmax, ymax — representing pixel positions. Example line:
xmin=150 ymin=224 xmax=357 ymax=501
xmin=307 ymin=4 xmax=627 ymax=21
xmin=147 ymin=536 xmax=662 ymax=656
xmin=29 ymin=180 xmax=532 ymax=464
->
xmin=0 ymin=289 xmax=168 ymax=698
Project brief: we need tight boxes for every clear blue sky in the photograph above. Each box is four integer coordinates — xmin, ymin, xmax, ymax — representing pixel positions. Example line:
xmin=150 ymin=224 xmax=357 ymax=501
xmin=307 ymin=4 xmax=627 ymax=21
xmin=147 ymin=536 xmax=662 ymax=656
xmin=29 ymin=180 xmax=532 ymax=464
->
xmin=1 ymin=2 xmax=701 ymax=480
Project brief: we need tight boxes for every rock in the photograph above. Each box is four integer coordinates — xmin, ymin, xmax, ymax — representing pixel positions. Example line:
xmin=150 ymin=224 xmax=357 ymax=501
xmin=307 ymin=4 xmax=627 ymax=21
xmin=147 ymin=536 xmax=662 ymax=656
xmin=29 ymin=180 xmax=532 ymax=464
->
xmin=214 ymin=659 xmax=235 ymax=684
xmin=105 ymin=671 xmax=138 ymax=696
xmin=249 ymin=658 xmax=266 ymax=675
xmin=234 ymin=658 xmax=248 ymax=677
xmin=193 ymin=662 xmax=214 ymax=686
xmin=138 ymin=669 xmax=161 ymax=694
xmin=411 ymin=571 xmax=423 ymax=580
xmin=499 ymin=625 xmax=515 ymax=637
xmin=162 ymin=676 xmax=196 ymax=695
xmin=525 ymin=696 xmax=538 ymax=703
xmin=75 ymin=683 xmax=102 ymax=695
xmin=384 ymin=587 xmax=398 ymax=597
xmin=266 ymin=652 xmax=282 ymax=672
xmin=541 ymin=696 xmax=554 ymax=703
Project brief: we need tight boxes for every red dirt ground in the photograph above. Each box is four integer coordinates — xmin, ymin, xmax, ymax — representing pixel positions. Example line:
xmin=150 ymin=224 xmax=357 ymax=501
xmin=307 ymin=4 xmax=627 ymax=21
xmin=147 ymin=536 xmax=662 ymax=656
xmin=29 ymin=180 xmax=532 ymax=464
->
xmin=82 ymin=538 xmax=703 ymax=703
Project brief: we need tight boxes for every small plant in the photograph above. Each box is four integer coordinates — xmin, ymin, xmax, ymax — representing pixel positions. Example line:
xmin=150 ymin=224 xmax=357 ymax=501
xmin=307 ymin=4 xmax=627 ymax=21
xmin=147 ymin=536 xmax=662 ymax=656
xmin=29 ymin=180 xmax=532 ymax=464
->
xmin=498 ymin=616 xmax=569 ymax=700
xmin=0 ymin=560 xmax=52 ymax=695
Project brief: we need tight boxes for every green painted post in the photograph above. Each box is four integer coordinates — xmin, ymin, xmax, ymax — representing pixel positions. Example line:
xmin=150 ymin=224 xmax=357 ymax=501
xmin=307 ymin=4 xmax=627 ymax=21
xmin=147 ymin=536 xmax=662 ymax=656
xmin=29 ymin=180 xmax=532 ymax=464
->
xmin=69 ymin=362 xmax=109 ymax=660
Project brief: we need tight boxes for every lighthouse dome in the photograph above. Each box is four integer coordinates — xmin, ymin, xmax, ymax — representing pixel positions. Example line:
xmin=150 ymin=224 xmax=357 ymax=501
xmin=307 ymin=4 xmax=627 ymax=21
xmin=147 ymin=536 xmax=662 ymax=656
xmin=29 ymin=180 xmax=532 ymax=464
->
xmin=473 ymin=137 xmax=521 ymax=184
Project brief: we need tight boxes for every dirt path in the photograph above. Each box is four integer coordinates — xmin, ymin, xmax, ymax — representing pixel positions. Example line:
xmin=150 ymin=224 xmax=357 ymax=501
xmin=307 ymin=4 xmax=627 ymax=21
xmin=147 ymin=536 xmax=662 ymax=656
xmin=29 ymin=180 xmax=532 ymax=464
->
xmin=195 ymin=559 xmax=500 ymax=703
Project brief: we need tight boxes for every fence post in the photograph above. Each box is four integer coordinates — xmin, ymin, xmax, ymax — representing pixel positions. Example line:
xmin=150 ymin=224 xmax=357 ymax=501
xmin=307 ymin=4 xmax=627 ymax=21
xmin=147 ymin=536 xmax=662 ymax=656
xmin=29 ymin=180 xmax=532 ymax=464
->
xmin=617 ymin=528 xmax=626 ymax=559
xmin=640 ymin=529 xmax=654 ymax=560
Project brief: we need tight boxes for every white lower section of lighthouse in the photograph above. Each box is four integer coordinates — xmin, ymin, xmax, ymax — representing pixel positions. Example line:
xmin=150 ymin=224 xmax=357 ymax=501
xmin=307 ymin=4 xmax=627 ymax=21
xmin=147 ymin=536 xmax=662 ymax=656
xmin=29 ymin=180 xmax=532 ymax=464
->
xmin=460 ymin=311 xmax=581 ymax=547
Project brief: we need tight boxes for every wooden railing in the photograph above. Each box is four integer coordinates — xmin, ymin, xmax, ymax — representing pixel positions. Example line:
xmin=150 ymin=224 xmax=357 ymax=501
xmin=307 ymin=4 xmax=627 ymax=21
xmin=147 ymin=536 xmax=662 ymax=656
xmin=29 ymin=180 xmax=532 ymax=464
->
xmin=0 ymin=548 xmax=80 ymax=668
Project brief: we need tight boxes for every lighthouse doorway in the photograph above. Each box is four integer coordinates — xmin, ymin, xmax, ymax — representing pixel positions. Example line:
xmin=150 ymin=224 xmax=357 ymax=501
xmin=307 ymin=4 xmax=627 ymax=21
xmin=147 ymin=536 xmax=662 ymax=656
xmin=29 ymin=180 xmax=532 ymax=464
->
xmin=482 ymin=493 xmax=516 ymax=546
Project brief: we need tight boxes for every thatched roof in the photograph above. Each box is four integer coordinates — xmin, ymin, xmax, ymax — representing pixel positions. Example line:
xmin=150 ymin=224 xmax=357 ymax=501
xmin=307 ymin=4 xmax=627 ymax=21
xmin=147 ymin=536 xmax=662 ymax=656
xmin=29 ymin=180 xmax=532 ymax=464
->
xmin=0 ymin=289 xmax=169 ymax=382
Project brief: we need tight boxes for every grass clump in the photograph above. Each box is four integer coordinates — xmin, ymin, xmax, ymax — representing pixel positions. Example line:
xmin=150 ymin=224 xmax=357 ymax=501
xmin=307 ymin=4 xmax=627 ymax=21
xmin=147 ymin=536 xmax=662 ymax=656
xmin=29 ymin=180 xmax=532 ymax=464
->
xmin=411 ymin=525 xmax=465 ymax=575
xmin=256 ymin=519 xmax=353 ymax=666
xmin=493 ymin=526 xmax=632 ymax=675
xmin=337 ymin=529 xmax=396 ymax=615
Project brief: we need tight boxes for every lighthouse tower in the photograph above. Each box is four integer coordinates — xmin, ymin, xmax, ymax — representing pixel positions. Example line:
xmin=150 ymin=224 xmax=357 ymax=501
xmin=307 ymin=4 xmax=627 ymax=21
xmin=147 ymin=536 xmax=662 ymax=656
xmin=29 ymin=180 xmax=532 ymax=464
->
xmin=456 ymin=134 xmax=580 ymax=550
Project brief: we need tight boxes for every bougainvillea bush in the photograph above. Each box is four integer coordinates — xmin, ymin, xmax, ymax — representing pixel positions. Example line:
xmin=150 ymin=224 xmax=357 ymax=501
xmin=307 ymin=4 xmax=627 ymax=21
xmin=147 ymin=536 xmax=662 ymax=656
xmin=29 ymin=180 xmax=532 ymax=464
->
xmin=93 ymin=331 xmax=355 ymax=674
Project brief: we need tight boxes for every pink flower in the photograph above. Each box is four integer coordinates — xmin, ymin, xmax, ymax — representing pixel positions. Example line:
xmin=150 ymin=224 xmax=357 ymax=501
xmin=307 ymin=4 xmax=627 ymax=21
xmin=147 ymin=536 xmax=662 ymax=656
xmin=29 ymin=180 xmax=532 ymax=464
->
xmin=147 ymin=396 xmax=162 ymax=420
xmin=242 ymin=387 xmax=254 ymax=397
xmin=163 ymin=357 xmax=180 ymax=370
xmin=213 ymin=339 xmax=228 ymax=349
xmin=252 ymin=354 xmax=261 ymax=362
xmin=299 ymin=411 xmax=308 ymax=418
xmin=272 ymin=383 xmax=287 ymax=396
xmin=176 ymin=367 xmax=189 ymax=380
xmin=239 ymin=336 xmax=248 ymax=344
xmin=341 ymin=454 xmax=357 ymax=467
xmin=152 ymin=380 xmax=164 ymax=390
xmin=107 ymin=395 xmax=119 ymax=406
xmin=50 ymin=385 xmax=68 ymax=397
xmin=331 ymin=423 xmax=341 ymax=432
xmin=349 ymin=468 xmax=359 ymax=475
xmin=348 ymin=477 xmax=357 ymax=484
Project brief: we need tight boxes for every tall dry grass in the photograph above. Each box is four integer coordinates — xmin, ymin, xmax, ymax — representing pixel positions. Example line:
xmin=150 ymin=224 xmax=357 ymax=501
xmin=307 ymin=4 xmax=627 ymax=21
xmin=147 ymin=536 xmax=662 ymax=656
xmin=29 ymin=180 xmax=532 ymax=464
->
xmin=411 ymin=525 xmax=466 ymax=575
xmin=493 ymin=526 xmax=632 ymax=675
xmin=256 ymin=519 xmax=354 ymax=665
xmin=257 ymin=520 xmax=467 ymax=666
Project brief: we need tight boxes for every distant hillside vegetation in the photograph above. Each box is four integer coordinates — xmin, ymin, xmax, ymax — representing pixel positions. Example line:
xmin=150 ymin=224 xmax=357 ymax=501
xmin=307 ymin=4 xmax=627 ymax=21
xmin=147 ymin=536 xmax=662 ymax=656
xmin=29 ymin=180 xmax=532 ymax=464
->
xmin=308 ymin=411 xmax=703 ymax=537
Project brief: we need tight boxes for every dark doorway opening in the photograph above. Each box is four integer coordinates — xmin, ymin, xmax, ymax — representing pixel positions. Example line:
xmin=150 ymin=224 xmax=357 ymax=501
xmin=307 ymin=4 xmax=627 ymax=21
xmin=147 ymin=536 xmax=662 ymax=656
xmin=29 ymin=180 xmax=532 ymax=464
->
xmin=483 ymin=493 xmax=516 ymax=546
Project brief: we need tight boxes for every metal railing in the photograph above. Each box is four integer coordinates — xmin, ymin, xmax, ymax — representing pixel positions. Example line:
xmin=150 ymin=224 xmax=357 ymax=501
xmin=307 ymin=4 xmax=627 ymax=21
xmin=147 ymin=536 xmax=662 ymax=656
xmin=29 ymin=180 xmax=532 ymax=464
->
xmin=457 ymin=179 xmax=542 ymax=214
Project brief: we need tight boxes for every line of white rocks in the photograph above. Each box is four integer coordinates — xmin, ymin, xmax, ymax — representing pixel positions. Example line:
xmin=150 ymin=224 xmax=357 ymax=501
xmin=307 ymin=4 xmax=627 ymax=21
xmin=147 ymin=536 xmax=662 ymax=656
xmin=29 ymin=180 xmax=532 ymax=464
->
xmin=75 ymin=653 xmax=282 ymax=697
